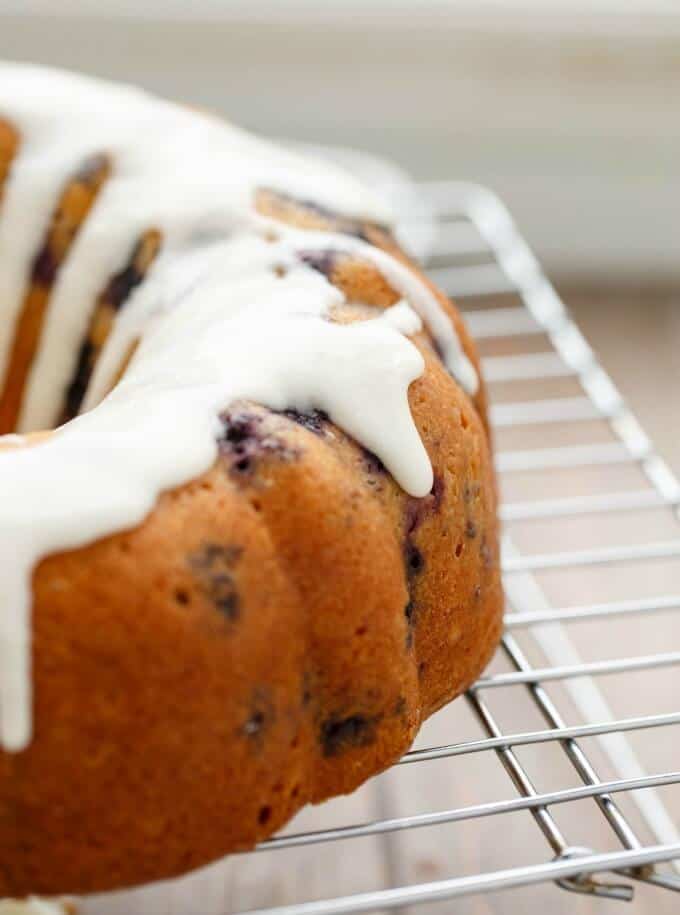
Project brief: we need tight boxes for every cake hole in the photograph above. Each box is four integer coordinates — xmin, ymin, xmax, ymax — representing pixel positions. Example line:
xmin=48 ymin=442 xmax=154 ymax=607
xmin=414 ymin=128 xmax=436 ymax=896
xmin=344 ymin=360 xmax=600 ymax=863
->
xmin=173 ymin=587 xmax=191 ymax=607
xmin=455 ymin=542 xmax=463 ymax=558
xmin=250 ymin=497 xmax=262 ymax=513
xmin=291 ymin=784 xmax=300 ymax=798
xmin=355 ymin=625 xmax=367 ymax=637
xmin=461 ymin=412 xmax=469 ymax=429
xmin=258 ymin=805 xmax=272 ymax=825
xmin=406 ymin=545 xmax=424 ymax=574
xmin=290 ymin=735 xmax=300 ymax=749
xmin=234 ymin=456 xmax=251 ymax=473
xmin=273 ymin=782 xmax=284 ymax=794
xmin=244 ymin=710 xmax=265 ymax=737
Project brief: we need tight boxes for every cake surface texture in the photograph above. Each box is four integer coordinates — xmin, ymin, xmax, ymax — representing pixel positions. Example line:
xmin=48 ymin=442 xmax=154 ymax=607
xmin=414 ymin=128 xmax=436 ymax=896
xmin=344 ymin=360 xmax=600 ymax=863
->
xmin=0 ymin=63 xmax=502 ymax=895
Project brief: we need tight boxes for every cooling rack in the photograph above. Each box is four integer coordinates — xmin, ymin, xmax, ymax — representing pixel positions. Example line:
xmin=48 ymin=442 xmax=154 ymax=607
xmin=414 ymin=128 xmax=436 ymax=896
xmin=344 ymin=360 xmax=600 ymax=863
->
xmin=122 ymin=183 xmax=680 ymax=915
xmin=228 ymin=183 xmax=680 ymax=915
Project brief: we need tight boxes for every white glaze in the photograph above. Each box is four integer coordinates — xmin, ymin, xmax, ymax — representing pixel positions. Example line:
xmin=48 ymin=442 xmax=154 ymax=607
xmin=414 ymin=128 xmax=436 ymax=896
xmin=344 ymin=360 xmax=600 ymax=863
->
xmin=0 ymin=63 xmax=477 ymax=752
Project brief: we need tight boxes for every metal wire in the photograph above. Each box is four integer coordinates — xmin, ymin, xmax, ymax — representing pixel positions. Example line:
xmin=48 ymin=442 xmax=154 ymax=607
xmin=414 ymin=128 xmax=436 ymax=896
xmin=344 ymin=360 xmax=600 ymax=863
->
xmin=400 ymin=711 xmax=680 ymax=765
xmin=495 ymin=441 xmax=641 ymax=473
xmin=505 ymin=593 xmax=680 ymax=628
xmin=258 ymin=772 xmax=680 ymax=852
xmin=242 ymin=845 xmax=680 ymax=915
xmin=236 ymin=183 xmax=680 ymax=913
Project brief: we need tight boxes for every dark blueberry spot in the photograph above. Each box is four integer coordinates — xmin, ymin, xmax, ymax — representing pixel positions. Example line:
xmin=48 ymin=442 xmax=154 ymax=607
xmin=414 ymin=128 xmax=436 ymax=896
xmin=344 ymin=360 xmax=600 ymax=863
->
xmin=100 ymin=235 xmax=156 ymax=313
xmin=404 ymin=474 xmax=444 ymax=536
xmin=31 ymin=246 xmax=58 ymax=285
xmin=63 ymin=340 xmax=95 ymax=421
xmin=221 ymin=412 xmax=255 ymax=447
xmin=189 ymin=542 xmax=243 ymax=620
xmin=208 ymin=572 xmax=240 ymax=619
xmin=194 ymin=543 xmax=243 ymax=568
xmin=320 ymin=714 xmax=378 ymax=757
xmin=404 ymin=599 xmax=418 ymax=649
xmin=234 ymin=456 xmax=251 ymax=474
xmin=430 ymin=474 xmax=445 ymax=511
xmin=173 ymin=587 xmax=191 ymax=607
xmin=106 ymin=262 xmax=145 ymax=311
xmin=463 ymin=481 xmax=481 ymax=505
xmin=243 ymin=710 xmax=265 ymax=737
xmin=258 ymin=805 xmax=272 ymax=825
xmin=218 ymin=408 xmax=296 ymax=479
xmin=405 ymin=544 xmax=424 ymax=576
xmin=465 ymin=520 xmax=477 ymax=539
xmin=363 ymin=447 xmax=386 ymax=476
xmin=211 ymin=582 xmax=239 ymax=619
xmin=241 ymin=689 xmax=274 ymax=746
xmin=299 ymin=249 xmax=338 ymax=278
xmin=281 ymin=408 xmax=329 ymax=435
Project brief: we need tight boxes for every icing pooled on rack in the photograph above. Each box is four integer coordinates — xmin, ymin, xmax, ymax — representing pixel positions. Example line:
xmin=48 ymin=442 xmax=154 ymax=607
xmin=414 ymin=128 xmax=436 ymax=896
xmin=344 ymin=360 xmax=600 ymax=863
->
xmin=0 ymin=63 xmax=477 ymax=752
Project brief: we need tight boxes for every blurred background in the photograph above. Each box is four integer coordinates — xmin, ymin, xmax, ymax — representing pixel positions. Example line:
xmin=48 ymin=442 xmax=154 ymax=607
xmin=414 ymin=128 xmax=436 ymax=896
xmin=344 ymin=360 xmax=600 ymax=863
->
xmin=1 ymin=0 xmax=677 ymax=471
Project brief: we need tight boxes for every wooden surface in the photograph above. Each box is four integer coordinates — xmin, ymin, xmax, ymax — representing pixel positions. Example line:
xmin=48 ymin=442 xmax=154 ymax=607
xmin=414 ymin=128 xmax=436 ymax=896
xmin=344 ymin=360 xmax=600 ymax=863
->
xmin=75 ymin=295 xmax=680 ymax=915
xmin=570 ymin=291 xmax=680 ymax=477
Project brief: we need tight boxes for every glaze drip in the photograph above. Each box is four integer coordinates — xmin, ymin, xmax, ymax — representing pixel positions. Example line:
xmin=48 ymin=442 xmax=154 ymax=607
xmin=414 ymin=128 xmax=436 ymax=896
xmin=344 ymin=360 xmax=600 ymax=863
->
xmin=0 ymin=64 xmax=477 ymax=752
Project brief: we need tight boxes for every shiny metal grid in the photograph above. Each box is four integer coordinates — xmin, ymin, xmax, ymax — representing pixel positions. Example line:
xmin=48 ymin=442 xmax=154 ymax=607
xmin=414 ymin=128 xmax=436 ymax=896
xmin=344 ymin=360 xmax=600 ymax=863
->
xmin=240 ymin=183 xmax=680 ymax=914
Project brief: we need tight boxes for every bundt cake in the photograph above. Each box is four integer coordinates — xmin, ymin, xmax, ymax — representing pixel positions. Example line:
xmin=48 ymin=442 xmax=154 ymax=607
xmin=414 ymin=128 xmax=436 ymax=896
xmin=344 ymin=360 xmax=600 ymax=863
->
xmin=0 ymin=63 xmax=502 ymax=897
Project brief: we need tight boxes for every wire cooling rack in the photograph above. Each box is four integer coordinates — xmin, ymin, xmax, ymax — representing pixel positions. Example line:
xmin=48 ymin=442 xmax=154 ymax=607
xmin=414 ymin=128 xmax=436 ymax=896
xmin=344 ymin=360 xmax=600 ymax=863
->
xmin=164 ymin=183 xmax=680 ymax=915
xmin=230 ymin=183 xmax=680 ymax=914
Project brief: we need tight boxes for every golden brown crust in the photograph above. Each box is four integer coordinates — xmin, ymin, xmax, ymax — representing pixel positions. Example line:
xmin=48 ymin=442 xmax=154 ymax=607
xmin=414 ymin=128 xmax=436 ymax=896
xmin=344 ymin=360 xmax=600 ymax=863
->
xmin=0 ymin=142 xmax=502 ymax=896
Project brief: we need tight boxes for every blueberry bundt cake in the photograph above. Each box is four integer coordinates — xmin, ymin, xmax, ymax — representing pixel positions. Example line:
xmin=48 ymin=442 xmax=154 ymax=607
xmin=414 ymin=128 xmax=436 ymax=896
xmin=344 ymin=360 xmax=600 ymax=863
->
xmin=0 ymin=64 xmax=502 ymax=896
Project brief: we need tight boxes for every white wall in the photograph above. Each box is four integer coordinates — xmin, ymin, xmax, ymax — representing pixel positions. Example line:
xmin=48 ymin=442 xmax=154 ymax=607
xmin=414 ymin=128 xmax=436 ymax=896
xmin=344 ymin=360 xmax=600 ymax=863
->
xmin=1 ymin=2 xmax=678 ymax=283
